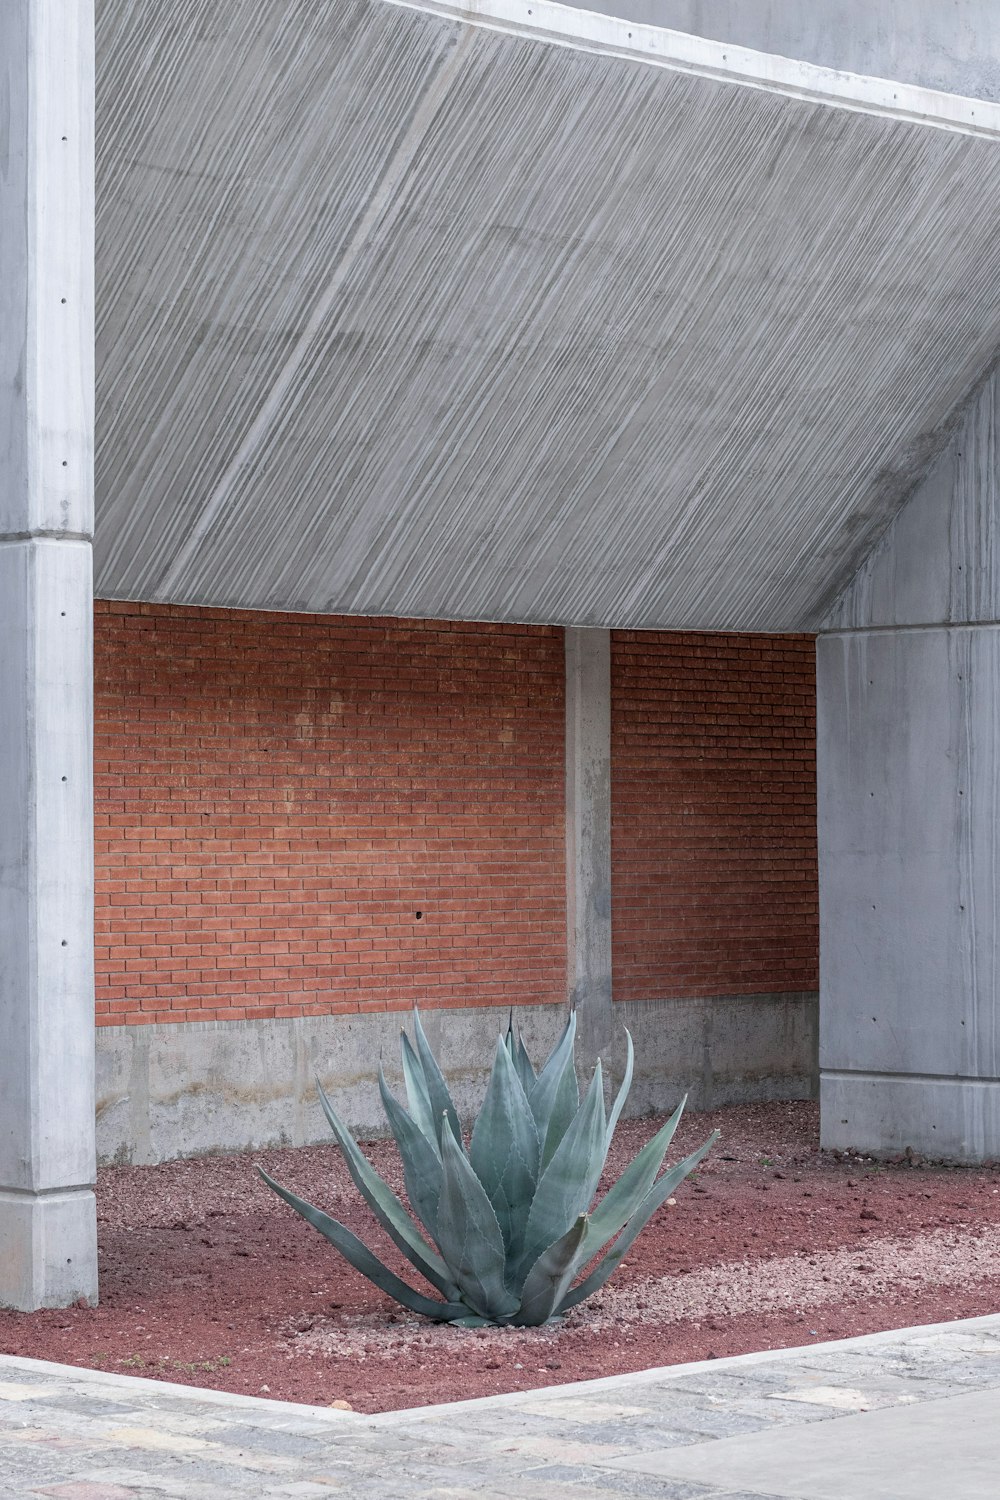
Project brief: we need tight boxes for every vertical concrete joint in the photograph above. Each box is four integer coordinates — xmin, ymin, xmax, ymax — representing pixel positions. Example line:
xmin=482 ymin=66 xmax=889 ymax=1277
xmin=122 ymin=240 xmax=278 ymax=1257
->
xmin=565 ymin=627 xmax=613 ymax=1061
xmin=0 ymin=1 xmax=97 ymax=1307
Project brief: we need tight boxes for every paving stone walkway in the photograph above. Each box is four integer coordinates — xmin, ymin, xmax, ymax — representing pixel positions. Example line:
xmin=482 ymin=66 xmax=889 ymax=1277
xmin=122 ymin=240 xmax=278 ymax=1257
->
xmin=1 ymin=1313 xmax=1000 ymax=1497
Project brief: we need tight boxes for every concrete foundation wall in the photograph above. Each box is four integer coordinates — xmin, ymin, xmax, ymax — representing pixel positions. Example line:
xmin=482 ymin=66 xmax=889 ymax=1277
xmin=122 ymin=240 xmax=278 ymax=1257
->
xmin=95 ymin=994 xmax=818 ymax=1166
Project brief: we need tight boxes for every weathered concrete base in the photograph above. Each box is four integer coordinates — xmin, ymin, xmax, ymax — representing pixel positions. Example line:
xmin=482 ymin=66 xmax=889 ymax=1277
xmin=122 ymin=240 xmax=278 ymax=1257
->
xmin=821 ymin=1072 xmax=1000 ymax=1163
xmin=0 ymin=1189 xmax=98 ymax=1311
xmin=95 ymin=993 xmax=817 ymax=1165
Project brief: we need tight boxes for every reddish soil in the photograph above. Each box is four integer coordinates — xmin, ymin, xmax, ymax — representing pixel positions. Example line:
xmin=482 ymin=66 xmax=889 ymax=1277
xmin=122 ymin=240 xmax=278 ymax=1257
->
xmin=2 ymin=1100 xmax=1000 ymax=1415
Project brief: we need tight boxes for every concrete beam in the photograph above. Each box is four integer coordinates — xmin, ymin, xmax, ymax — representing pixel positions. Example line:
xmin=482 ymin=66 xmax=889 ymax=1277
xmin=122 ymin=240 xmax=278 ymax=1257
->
xmin=565 ymin=628 xmax=613 ymax=1057
xmin=0 ymin=1 xmax=97 ymax=1306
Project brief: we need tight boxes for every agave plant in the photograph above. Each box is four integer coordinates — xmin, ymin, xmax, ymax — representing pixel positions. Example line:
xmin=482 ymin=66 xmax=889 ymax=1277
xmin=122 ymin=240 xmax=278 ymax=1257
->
xmin=259 ymin=1010 xmax=717 ymax=1327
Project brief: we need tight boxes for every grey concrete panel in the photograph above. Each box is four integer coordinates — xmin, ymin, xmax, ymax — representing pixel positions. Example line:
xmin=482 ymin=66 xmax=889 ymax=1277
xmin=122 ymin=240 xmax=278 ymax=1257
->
xmin=571 ymin=1 xmax=1000 ymax=104
xmin=827 ymin=371 xmax=1000 ymax=630
xmin=0 ymin=1 xmax=94 ymax=539
xmin=818 ymin=628 xmax=1000 ymax=1082
xmin=93 ymin=0 xmax=1000 ymax=629
xmin=0 ymin=1 xmax=97 ymax=1308
xmin=0 ymin=543 xmax=98 ymax=1304
xmin=95 ymin=993 xmax=817 ymax=1165
xmin=821 ymin=1072 xmax=1000 ymax=1162
xmin=565 ymin=628 xmax=612 ymax=1056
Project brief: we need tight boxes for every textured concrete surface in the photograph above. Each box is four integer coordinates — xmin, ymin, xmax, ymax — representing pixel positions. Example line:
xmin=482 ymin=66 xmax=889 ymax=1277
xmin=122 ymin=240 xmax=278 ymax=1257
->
xmin=819 ymin=371 xmax=1000 ymax=1161
xmin=0 ymin=1 xmax=98 ymax=1307
xmin=565 ymin=628 xmax=613 ymax=1059
xmin=94 ymin=0 xmax=1000 ymax=629
xmin=574 ymin=0 xmax=1000 ymax=102
xmin=94 ymin=993 xmax=817 ymax=1165
xmin=2 ymin=1314 xmax=1000 ymax=1495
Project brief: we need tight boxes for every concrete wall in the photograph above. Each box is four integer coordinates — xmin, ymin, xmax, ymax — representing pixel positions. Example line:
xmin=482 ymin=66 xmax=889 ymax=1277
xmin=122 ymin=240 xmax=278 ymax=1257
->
xmin=95 ymin=993 xmax=818 ymax=1166
xmin=574 ymin=1 xmax=1000 ymax=101
xmin=819 ymin=369 xmax=1000 ymax=1162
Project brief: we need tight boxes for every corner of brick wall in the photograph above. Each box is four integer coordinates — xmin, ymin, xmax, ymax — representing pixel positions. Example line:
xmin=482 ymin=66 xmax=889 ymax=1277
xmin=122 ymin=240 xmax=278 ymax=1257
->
xmin=610 ymin=630 xmax=818 ymax=1001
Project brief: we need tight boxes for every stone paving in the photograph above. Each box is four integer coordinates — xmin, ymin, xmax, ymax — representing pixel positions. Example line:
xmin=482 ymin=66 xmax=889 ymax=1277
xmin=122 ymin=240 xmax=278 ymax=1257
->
xmin=2 ymin=1313 xmax=1000 ymax=1497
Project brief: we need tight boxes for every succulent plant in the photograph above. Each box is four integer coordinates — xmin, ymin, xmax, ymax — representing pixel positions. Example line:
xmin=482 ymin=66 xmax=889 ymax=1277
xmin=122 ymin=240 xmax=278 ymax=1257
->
xmin=259 ymin=1009 xmax=717 ymax=1327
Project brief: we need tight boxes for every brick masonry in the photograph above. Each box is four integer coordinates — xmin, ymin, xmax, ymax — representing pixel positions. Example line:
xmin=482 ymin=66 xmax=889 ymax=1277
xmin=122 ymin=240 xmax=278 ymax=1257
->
xmin=610 ymin=631 xmax=818 ymax=1001
xmin=94 ymin=606 xmax=817 ymax=1028
xmin=93 ymin=603 xmax=566 ymax=1025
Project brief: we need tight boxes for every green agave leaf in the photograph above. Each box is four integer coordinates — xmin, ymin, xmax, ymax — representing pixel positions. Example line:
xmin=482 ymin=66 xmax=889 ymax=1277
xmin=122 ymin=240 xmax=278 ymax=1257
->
xmin=515 ymin=1213 xmax=589 ymax=1327
xmin=378 ymin=1065 xmax=444 ymax=1242
xmin=506 ymin=1015 xmax=537 ymax=1097
xmin=528 ymin=1010 xmax=579 ymax=1170
xmin=412 ymin=1008 xmax=462 ymax=1148
xmin=516 ymin=1061 xmax=607 ymax=1290
xmin=437 ymin=1126 xmax=520 ymax=1320
xmin=469 ymin=1037 xmax=540 ymax=1259
xmin=315 ymin=1081 xmax=459 ymax=1301
xmin=579 ymin=1095 xmax=687 ymax=1265
xmin=256 ymin=1167 xmax=468 ymax=1322
xmin=557 ymin=1129 xmax=720 ymax=1313
xmin=400 ymin=1031 xmax=437 ymax=1145
xmin=604 ymin=1028 xmax=634 ymax=1153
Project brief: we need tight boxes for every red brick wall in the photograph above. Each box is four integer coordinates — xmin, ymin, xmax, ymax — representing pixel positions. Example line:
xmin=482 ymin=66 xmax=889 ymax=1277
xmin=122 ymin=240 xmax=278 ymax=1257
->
xmin=93 ymin=603 xmax=567 ymax=1025
xmin=610 ymin=632 xmax=818 ymax=1000
xmin=94 ymin=609 xmax=818 ymax=1027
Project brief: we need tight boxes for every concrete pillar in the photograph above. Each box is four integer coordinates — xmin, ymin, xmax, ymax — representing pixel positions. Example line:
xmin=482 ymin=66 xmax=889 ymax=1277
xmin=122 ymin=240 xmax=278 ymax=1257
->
xmin=565 ymin=628 xmax=613 ymax=1057
xmin=818 ymin=370 xmax=1000 ymax=1163
xmin=0 ymin=2 xmax=97 ymax=1306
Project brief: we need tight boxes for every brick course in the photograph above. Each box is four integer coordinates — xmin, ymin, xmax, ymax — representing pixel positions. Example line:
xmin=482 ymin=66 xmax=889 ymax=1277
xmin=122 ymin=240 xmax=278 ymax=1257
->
xmin=93 ymin=603 xmax=567 ymax=1025
xmin=610 ymin=631 xmax=818 ymax=1001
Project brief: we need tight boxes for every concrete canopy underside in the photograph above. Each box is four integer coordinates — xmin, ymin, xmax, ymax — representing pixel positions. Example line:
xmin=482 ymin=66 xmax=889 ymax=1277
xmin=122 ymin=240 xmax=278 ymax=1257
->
xmin=96 ymin=0 xmax=1000 ymax=631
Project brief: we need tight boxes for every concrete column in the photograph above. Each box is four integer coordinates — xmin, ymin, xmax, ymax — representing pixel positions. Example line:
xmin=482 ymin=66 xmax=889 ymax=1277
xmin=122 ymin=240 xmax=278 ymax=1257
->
xmin=818 ymin=370 xmax=1000 ymax=1163
xmin=0 ymin=1 xmax=97 ymax=1306
xmin=565 ymin=628 xmax=613 ymax=1058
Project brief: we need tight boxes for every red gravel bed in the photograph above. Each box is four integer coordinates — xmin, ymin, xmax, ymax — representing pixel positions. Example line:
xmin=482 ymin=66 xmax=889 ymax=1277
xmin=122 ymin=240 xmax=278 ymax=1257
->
xmin=2 ymin=1101 xmax=999 ymax=1414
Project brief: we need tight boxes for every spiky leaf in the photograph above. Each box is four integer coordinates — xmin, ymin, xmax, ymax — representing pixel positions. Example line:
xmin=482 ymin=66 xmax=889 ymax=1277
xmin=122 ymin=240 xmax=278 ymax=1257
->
xmin=604 ymin=1029 xmax=634 ymax=1152
xmin=528 ymin=1010 xmax=580 ymax=1169
xmin=557 ymin=1129 xmax=719 ymax=1312
xmin=400 ymin=1031 xmax=437 ymax=1145
xmin=413 ymin=1008 xmax=462 ymax=1148
xmin=516 ymin=1062 xmax=607 ymax=1289
xmin=437 ymin=1126 xmax=519 ymax=1319
xmin=469 ymin=1037 xmax=540 ymax=1258
xmin=378 ymin=1066 xmax=444 ymax=1242
xmin=515 ymin=1213 xmax=589 ymax=1326
xmin=506 ymin=1016 xmax=537 ymax=1097
xmin=257 ymin=1167 xmax=466 ymax=1321
xmin=579 ymin=1096 xmax=688 ymax=1264
xmin=315 ymin=1081 xmax=459 ymax=1300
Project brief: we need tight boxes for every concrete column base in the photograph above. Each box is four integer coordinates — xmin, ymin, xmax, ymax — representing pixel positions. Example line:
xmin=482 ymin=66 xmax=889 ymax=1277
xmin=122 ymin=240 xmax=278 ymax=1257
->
xmin=821 ymin=1072 xmax=1000 ymax=1164
xmin=0 ymin=1188 xmax=98 ymax=1310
